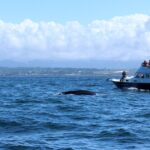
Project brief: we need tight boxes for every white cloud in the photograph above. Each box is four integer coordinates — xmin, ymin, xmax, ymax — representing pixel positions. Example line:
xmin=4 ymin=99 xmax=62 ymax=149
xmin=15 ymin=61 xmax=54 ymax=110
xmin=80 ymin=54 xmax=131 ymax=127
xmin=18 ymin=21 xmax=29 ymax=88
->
xmin=0 ymin=14 xmax=150 ymax=62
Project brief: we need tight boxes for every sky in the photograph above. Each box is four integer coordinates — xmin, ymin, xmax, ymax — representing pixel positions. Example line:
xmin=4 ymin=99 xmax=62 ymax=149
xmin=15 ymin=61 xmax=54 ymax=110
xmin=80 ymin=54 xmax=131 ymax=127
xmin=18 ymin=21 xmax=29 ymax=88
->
xmin=0 ymin=0 xmax=150 ymax=68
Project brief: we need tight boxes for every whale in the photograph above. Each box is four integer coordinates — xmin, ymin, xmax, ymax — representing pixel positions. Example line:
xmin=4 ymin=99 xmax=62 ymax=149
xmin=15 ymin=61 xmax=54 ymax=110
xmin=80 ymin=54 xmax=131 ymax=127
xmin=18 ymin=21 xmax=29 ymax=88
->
xmin=61 ymin=90 xmax=96 ymax=95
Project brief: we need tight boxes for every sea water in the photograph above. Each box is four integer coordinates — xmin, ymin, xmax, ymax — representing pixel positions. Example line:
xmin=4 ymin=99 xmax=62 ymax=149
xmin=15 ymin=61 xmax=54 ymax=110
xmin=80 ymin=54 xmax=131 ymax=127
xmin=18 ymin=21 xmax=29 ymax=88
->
xmin=0 ymin=68 xmax=150 ymax=150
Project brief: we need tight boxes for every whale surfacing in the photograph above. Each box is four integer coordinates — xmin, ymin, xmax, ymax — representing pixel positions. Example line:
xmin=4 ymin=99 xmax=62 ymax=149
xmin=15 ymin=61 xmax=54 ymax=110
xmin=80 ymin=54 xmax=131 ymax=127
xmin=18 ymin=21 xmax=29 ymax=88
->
xmin=61 ymin=90 xmax=96 ymax=95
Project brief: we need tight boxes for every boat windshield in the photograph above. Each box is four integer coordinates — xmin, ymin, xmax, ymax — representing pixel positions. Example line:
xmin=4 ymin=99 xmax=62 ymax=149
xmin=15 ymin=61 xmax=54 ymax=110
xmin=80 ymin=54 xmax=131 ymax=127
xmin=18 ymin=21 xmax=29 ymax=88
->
xmin=135 ymin=72 xmax=150 ymax=78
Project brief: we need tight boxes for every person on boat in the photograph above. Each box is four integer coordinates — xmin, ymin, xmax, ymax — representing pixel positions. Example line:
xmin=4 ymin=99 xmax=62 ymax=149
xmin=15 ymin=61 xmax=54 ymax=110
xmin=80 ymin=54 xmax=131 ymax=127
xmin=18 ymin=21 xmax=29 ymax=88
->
xmin=142 ymin=60 xmax=148 ymax=67
xmin=120 ymin=71 xmax=127 ymax=82
xmin=148 ymin=60 xmax=150 ymax=67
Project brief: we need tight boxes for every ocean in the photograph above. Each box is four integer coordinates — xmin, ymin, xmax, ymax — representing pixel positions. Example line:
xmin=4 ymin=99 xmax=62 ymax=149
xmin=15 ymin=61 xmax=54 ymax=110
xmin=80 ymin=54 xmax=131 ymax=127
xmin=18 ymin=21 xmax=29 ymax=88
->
xmin=0 ymin=68 xmax=150 ymax=150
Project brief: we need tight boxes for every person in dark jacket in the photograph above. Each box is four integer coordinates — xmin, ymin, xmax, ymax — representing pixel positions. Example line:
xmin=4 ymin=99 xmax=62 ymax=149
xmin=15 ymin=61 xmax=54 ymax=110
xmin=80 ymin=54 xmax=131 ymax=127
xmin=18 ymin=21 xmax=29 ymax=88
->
xmin=120 ymin=71 xmax=127 ymax=82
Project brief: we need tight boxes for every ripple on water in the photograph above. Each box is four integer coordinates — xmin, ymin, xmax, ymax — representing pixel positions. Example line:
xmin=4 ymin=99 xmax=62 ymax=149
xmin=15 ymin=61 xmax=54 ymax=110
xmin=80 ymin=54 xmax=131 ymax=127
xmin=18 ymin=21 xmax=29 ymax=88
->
xmin=99 ymin=128 xmax=137 ymax=139
xmin=0 ymin=119 xmax=21 ymax=128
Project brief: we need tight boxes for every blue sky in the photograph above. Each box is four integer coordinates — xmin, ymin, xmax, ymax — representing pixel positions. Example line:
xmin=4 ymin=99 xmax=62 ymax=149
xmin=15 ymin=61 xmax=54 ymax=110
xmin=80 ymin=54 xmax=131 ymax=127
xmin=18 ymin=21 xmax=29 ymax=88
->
xmin=0 ymin=0 xmax=150 ymax=67
xmin=0 ymin=0 xmax=150 ymax=23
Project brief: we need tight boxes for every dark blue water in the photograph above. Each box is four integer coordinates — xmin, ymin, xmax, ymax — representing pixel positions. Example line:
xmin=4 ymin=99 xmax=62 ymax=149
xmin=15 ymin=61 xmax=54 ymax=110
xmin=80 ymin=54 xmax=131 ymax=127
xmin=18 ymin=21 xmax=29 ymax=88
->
xmin=0 ymin=71 xmax=150 ymax=150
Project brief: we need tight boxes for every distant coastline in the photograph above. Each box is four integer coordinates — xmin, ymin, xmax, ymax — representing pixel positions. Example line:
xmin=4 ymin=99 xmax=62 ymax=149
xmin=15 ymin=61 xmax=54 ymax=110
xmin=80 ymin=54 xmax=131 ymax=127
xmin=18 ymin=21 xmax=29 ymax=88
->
xmin=0 ymin=67 xmax=135 ymax=77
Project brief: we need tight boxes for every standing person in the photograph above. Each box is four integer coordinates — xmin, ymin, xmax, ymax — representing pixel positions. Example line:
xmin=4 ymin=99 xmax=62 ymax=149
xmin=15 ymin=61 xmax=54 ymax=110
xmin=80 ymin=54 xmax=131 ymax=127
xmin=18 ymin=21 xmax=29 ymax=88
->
xmin=120 ymin=71 xmax=127 ymax=82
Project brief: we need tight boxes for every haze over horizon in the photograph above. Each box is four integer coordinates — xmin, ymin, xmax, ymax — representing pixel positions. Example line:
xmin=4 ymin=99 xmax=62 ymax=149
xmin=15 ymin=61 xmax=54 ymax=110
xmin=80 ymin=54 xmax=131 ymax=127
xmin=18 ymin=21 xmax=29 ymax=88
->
xmin=0 ymin=0 xmax=150 ymax=68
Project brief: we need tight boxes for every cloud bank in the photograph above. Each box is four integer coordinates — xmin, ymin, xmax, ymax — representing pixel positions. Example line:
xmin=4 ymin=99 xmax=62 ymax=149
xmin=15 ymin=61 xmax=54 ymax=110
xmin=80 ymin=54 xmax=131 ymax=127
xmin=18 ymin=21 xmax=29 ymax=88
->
xmin=0 ymin=14 xmax=150 ymax=63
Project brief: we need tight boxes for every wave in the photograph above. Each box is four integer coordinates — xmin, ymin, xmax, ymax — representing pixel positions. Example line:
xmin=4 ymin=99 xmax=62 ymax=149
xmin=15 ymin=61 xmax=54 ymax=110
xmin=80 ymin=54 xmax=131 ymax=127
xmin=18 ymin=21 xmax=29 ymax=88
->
xmin=99 ymin=128 xmax=137 ymax=138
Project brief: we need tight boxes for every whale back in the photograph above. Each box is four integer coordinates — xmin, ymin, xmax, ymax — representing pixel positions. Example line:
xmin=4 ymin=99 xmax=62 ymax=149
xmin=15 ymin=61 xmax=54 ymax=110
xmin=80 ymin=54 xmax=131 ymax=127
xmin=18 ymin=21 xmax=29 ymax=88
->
xmin=62 ymin=90 xmax=96 ymax=95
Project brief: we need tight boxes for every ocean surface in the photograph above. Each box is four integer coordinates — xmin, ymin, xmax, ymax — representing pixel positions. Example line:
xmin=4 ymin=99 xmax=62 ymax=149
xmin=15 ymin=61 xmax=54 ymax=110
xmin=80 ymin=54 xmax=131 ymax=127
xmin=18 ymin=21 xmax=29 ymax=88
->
xmin=0 ymin=68 xmax=150 ymax=150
